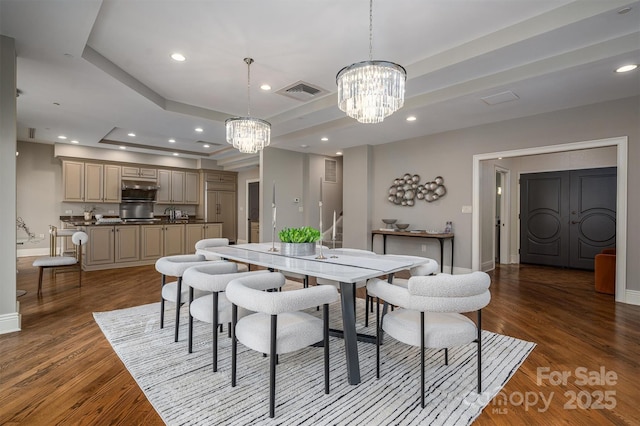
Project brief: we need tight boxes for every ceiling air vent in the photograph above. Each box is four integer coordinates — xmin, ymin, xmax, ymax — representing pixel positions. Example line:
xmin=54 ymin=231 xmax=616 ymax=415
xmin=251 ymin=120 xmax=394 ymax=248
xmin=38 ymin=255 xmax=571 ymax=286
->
xmin=276 ymin=81 xmax=328 ymax=102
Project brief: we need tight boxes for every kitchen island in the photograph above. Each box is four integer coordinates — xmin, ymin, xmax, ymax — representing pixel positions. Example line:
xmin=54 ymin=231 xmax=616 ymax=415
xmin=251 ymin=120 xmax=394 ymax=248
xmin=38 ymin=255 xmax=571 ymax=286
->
xmin=60 ymin=217 xmax=223 ymax=271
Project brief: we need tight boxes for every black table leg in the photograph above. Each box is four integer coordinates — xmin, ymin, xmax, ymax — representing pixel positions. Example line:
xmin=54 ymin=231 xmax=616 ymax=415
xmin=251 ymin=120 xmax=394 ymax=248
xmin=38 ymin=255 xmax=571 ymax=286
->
xmin=438 ymin=238 xmax=444 ymax=273
xmin=450 ymin=237 xmax=454 ymax=274
xmin=340 ymin=281 xmax=361 ymax=385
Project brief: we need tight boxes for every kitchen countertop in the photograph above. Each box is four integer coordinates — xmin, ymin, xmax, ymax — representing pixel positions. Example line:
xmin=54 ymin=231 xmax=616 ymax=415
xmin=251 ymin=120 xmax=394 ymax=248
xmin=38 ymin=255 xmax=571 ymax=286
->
xmin=60 ymin=216 xmax=222 ymax=226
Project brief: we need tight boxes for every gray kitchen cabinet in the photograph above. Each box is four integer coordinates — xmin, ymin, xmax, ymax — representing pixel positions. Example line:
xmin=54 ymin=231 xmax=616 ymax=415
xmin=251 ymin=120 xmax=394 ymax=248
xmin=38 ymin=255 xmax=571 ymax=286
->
xmin=122 ymin=166 xmax=157 ymax=180
xmin=185 ymin=223 xmax=222 ymax=253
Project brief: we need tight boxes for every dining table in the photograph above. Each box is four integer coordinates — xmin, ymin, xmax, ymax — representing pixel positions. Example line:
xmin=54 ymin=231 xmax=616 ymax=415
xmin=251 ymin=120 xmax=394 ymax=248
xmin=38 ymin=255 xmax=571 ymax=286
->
xmin=199 ymin=243 xmax=428 ymax=385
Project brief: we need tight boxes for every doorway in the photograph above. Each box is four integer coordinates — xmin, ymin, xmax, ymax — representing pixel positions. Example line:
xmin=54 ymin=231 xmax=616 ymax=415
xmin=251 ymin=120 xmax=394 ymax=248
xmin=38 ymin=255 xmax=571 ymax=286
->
xmin=247 ymin=181 xmax=259 ymax=243
xmin=472 ymin=136 xmax=628 ymax=303
xmin=520 ymin=167 xmax=616 ymax=270
xmin=495 ymin=167 xmax=510 ymax=265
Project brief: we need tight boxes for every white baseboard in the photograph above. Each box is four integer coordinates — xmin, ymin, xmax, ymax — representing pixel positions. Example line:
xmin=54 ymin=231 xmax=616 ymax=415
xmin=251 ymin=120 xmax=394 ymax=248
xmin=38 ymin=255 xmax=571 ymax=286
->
xmin=452 ymin=266 xmax=473 ymax=275
xmin=17 ymin=247 xmax=49 ymax=257
xmin=480 ymin=260 xmax=494 ymax=272
xmin=236 ymin=239 xmax=248 ymax=244
xmin=624 ymin=290 xmax=640 ymax=306
xmin=511 ymin=254 xmax=520 ymax=264
xmin=0 ymin=312 xmax=21 ymax=335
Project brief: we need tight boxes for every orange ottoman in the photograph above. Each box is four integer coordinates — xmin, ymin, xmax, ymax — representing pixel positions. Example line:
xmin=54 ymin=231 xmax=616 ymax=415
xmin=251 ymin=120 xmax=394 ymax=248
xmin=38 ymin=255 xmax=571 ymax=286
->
xmin=594 ymin=248 xmax=616 ymax=295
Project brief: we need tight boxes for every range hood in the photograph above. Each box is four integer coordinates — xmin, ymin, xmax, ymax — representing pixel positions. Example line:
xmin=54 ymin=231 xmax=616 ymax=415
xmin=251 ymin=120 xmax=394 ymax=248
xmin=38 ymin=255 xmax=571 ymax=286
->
xmin=121 ymin=180 xmax=160 ymax=191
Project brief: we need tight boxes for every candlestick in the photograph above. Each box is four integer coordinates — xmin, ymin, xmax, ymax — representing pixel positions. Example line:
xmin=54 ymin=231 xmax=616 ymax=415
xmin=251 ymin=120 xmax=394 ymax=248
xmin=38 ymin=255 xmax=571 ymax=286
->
xmin=332 ymin=210 xmax=336 ymax=240
xmin=316 ymin=177 xmax=326 ymax=259
xmin=268 ymin=182 xmax=278 ymax=252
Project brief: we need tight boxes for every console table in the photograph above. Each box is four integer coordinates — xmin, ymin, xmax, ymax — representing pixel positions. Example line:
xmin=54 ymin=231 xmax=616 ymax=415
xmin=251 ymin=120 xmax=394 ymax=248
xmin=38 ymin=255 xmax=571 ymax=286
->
xmin=371 ymin=230 xmax=454 ymax=274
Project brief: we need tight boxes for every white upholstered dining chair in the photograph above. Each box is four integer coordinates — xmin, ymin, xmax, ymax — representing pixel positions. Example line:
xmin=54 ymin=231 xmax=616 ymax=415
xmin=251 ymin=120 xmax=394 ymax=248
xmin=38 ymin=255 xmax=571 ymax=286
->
xmin=155 ymin=254 xmax=211 ymax=342
xmin=195 ymin=238 xmax=249 ymax=272
xmin=367 ymin=271 xmax=491 ymax=408
xmin=32 ymin=230 xmax=88 ymax=296
xmin=226 ymin=272 xmax=339 ymax=418
xmin=184 ymin=263 xmax=273 ymax=372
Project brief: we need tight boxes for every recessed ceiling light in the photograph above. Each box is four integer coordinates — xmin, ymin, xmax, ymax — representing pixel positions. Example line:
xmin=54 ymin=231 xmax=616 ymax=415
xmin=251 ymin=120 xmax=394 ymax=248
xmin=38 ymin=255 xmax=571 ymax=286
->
xmin=119 ymin=146 xmax=126 ymax=150
xmin=173 ymin=153 xmax=179 ymax=156
xmin=195 ymin=127 xmax=203 ymax=133
xmin=170 ymin=53 xmax=186 ymax=62
xmin=336 ymin=151 xmax=343 ymax=156
xmin=203 ymin=144 xmax=210 ymax=148
xmin=618 ymin=7 xmax=632 ymax=14
xmin=128 ymin=132 xmax=136 ymax=137
xmin=406 ymin=116 xmax=417 ymax=122
xmin=71 ymin=140 xmax=79 ymax=144
xmin=57 ymin=135 xmax=67 ymax=140
xmin=260 ymin=84 xmax=271 ymax=91
xmin=616 ymin=64 xmax=638 ymax=73
xmin=168 ymin=139 xmax=176 ymax=143
xmin=321 ymin=137 xmax=328 ymax=141
xmin=300 ymin=144 xmax=309 ymax=148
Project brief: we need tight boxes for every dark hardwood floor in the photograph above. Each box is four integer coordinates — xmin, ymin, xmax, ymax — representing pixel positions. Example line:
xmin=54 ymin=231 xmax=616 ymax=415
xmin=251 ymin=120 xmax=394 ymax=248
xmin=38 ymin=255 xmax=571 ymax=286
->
xmin=1 ymin=259 xmax=639 ymax=425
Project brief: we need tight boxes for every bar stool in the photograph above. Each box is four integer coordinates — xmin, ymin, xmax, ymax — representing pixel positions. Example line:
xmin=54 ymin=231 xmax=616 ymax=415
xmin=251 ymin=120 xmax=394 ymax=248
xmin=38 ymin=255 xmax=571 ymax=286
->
xmin=155 ymin=254 xmax=211 ymax=342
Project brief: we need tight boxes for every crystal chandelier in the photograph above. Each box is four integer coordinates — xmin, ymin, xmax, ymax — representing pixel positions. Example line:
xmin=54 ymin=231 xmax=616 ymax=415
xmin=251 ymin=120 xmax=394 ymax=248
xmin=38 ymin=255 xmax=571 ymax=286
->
xmin=336 ymin=0 xmax=406 ymax=124
xmin=225 ymin=58 xmax=271 ymax=154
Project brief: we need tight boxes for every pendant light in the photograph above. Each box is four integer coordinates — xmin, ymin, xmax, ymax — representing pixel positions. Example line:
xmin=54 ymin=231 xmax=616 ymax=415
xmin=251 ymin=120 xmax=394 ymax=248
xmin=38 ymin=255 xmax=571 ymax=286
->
xmin=225 ymin=58 xmax=271 ymax=153
xmin=336 ymin=0 xmax=406 ymax=124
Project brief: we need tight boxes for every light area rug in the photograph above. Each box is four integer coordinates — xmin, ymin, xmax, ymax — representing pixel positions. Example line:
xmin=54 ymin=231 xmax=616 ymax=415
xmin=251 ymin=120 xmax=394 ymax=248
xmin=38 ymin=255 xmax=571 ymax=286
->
xmin=94 ymin=295 xmax=534 ymax=426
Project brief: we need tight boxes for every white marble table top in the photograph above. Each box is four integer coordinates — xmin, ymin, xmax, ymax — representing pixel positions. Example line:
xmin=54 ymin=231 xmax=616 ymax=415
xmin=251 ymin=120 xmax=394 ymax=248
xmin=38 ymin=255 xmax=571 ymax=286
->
xmin=201 ymin=243 xmax=427 ymax=283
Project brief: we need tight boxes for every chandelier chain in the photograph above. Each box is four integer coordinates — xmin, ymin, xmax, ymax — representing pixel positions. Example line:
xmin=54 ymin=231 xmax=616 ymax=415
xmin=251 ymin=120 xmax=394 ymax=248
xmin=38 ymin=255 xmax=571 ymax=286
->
xmin=369 ymin=0 xmax=373 ymax=61
xmin=244 ymin=57 xmax=254 ymax=116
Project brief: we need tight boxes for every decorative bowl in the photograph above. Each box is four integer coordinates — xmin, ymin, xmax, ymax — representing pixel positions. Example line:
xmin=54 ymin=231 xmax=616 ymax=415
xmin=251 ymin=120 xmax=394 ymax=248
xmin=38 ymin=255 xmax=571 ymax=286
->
xmin=395 ymin=223 xmax=410 ymax=230
xmin=382 ymin=219 xmax=397 ymax=225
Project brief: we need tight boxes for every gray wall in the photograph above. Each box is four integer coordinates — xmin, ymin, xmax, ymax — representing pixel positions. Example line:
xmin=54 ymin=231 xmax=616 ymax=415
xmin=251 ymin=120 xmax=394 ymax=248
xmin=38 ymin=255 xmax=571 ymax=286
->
xmin=343 ymin=96 xmax=638 ymax=292
xmin=260 ymin=147 xmax=343 ymax=242
xmin=1 ymin=35 xmax=19 ymax=332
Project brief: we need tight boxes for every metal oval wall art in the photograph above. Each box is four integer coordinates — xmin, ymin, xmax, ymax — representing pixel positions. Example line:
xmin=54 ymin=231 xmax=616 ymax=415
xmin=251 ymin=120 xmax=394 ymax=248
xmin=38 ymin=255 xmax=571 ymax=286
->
xmin=388 ymin=174 xmax=447 ymax=205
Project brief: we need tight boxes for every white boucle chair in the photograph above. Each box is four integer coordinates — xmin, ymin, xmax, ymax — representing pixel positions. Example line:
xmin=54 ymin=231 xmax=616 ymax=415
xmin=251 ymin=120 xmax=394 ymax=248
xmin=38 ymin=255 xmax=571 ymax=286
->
xmin=184 ymin=264 xmax=273 ymax=372
xmin=387 ymin=256 xmax=440 ymax=288
xmin=33 ymin=231 xmax=88 ymax=296
xmin=316 ymin=248 xmax=375 ymax=326
xmin=155 ymin=254 xmax=211 ymax=342
xmin=226 ymin=273 xmax=339 ymax=419
xmin=367 ymin=271 xmax=491 ymax=409
xmin=195 ymin=238 xmax=249 ymax=272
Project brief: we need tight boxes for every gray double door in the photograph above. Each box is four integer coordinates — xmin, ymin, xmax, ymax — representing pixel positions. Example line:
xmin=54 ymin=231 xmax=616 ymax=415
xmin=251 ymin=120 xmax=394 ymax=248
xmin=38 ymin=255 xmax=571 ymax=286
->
xmin=520 ymin=167 xmax=616 ymax=270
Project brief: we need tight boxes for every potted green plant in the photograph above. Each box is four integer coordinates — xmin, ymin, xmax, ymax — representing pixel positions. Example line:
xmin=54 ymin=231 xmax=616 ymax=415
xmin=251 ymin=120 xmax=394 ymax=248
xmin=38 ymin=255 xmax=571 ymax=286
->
xmin=278 ymin=226 xmax=321 ymax=256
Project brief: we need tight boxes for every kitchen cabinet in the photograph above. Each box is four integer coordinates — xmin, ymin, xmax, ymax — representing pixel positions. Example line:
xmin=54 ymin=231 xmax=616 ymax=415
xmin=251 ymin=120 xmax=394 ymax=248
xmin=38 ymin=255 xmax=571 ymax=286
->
xmin=140 ymin=224 xmax=185 ymax=260
xmin=115 ymin=225 xmax=140 ymax=263
xmin=122 ymin=166 xmax=157 ymax=180
xmin=84 ymin=226 xmax=115 ymax=266
xmin=83 ymin=225 xmax=140 ymax=268
xmin=185 ymin=223 xmax=222 ymax=253
xmin=157 ymin=169 xmax=198 ymax=204
xmin=84 ymin=163 xmax=122 ymax=203
xmin=63 ymin=161 xmax=120 ymax=203
xmin=62 ymin=160 xmax=85 ymax=202
xmin=206 ymin=190 xmax=236 ymax=242
xmin=205 ymin=171 xmax=236 ymax=183
xmin=185 ymin=171 xmax=199 ymax=204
